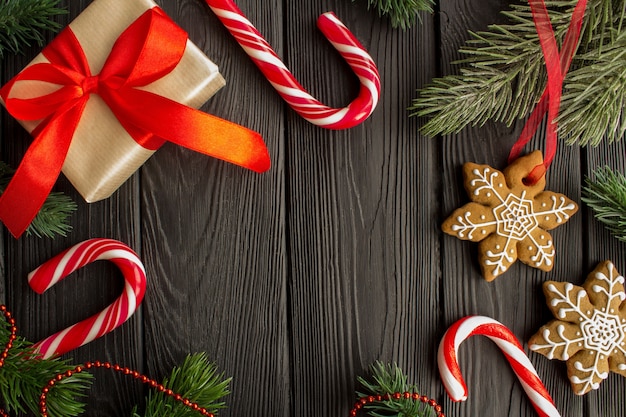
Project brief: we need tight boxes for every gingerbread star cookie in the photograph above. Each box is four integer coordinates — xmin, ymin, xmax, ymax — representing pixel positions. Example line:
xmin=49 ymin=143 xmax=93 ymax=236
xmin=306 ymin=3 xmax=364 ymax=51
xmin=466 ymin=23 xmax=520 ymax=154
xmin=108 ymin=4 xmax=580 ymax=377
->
xmin=442 ymin=151 xmax=578 ymax=281
xmin=529 ymin=261 xmax=626 ymax=395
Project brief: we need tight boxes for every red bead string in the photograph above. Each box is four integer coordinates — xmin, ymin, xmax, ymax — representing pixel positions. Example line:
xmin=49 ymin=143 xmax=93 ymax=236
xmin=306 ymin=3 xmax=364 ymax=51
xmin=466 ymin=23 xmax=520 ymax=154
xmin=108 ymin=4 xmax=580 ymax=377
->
xmin=0 ymin=305 xmax=17 ymax=368
xmin=39 ymin=361 xmax=215 ymax=417
xmin=0 ymin=305 xmax=443 ymax=417
xmin=0 ymin=305 xmax=18 ymax=417
xmin=349 ymin=392 xmax=445 ymax=417
xmin=0 ymin=305 xmax=17 ymax=417
xmin=0 ymin=305 xmax=212 ymax=417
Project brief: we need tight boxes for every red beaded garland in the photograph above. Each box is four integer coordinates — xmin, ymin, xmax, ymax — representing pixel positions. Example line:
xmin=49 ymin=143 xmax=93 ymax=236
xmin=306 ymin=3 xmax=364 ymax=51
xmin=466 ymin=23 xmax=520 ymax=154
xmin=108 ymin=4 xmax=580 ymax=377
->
xmin=38 ymin=360 xmax=216 ymax=417
xmin=0 ymin=305 xmax=213 ymax=417
xmin=0 ymin=305 xmax=16 ymax=368
xmin=0 ymin=305 xmax=444 ymax=417
xmin=0 ymin=305 xmax=19 ymax=417
xmin=349 ymin=391 xmax=445 ymax=417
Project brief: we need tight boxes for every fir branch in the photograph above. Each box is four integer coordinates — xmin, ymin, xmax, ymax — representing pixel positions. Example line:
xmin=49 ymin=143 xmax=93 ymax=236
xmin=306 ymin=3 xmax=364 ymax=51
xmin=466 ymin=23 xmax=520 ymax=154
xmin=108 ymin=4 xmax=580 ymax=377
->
xmin=356 ymin=0 xmax=434 ymax=29
xmin=0 ymin=304 xmax=230 ymax=417
xmin=582 ymin=166 xmax=626 ymax=241
xmin=0 ymin=161 xmax=76 ymax=238
xmin=357 ymin=362 xmax=435 ymax=417
xmin=28 ymin=191 xmax=77 ymax=238
xmin=558 ymin=28 xmax=626 ymax=146
xmin=411 ymin=0 xmax=626 ymax=145
xmin=579 ymin=0 xmax=626 ymax=46
xmin=0 ymin=315 xmax=93 ymax=417
xmin=132 ymin=353 xmax=231 ymax=417
xmin=0 ymin=0 xmax=67 ymax=56
xmin=411 ymin=1 xmax=574 ymax=136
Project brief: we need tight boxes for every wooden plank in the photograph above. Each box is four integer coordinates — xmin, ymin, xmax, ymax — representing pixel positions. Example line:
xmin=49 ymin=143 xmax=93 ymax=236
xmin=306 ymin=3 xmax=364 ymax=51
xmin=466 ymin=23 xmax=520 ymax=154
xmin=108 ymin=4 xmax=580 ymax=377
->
xmin=2 ymin=2 xmax=624 ymax=417
xmin=140 ymin=2 xmax=290 ymax=417
xmin=286 ymin=0 xmax=441 ymax=415
xmin=1 ymin=1 xmax=144 ymax=414
xmin=438 ymin=0 xmax=584 ymax=415
xmin=583 ymin=140 xmax=626 ymax=416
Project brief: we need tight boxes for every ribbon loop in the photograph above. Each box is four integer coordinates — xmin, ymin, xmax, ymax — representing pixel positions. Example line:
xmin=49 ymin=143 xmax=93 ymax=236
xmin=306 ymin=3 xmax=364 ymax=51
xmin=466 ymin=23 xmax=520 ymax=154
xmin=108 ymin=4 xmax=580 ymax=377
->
xmin=100 ymin=8 xmax=187 ymax=87
xmin=0 ymin=7 xmax=270 ymax=238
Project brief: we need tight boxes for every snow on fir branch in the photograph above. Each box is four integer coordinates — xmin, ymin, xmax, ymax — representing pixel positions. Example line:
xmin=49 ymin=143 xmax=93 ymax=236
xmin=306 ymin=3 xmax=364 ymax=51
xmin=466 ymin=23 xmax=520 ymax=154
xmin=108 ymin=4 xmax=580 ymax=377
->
xmin=582 ymin=166 xmax=626 ymax=242
xmin=356 ymin=0 xmax=434 ymax=29
xmin=0 ymin=161 xmax=76 ymax=238
xmin=357 ymin=362 xmax=436 ymax=417
xmin=410 ymin=0 xmax=626 ymax=147
xmin=0 ymin=0 xmax=66 ymax=56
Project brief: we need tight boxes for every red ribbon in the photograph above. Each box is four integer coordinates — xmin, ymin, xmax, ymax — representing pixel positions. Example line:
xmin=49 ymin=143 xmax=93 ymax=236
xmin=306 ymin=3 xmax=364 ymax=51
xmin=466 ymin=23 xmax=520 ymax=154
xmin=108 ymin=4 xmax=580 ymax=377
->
xmin=508 ymin=0 xmax=587 ymax=184
xmin=0 ymin=8 xmax=271 ymax=238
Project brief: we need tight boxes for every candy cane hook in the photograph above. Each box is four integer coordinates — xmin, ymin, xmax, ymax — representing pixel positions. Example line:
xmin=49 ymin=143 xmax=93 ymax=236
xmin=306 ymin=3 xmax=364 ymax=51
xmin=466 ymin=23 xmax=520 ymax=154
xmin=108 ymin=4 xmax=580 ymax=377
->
xmin=205 ymin=0 xmax=381 ymax=129
xmin=438 ymin=316 xmax=560 ymax=417
xmin=28 ymin=239 xmax=146 ymax=359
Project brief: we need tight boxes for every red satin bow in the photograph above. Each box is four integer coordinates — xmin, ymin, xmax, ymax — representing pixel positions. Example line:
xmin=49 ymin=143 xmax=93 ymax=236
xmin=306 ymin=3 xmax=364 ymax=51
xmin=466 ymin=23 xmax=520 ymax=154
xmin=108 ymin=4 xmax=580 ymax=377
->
xmin=508 ymin=0 xmax=587 ymax=184
xmin=0 ymin=7 xmax=271 ymax=238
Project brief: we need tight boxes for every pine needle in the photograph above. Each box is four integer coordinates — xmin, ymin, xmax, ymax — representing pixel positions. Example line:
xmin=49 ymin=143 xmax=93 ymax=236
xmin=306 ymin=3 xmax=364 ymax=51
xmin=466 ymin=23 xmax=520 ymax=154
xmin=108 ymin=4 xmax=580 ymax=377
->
xmin=27 ymin=191 xmax=78 ymax=238
xmin=559 ymin=28 xmax=626 ymax=146
xmin=411 ymin=0 xmax=626 ymax=146
xmin=357 ymin=362 xmax=435 ymax=417
xmin=0 ymin=312 xmax=230 ymax=417
xmin=0 ymin=0 xmax=66 ymax=57
xmin=582 ymin=166 xmax=626 ymax=242
xmin=356 ymin=0 xmax=435 ymax=29
xmin=132 ymin=353 xmax=231 ymax=417
xmin=0 ymin=161 xmax=76 ymax=238
xmin=0 ymin=315 xmax=93 ymax=417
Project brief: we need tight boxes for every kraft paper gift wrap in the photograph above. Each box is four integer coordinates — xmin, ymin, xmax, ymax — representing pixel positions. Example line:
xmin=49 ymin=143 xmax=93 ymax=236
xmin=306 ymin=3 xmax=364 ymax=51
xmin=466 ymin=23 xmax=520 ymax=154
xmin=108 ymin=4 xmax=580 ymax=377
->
xmin=3 ymin=0 xmax=226 ymax=202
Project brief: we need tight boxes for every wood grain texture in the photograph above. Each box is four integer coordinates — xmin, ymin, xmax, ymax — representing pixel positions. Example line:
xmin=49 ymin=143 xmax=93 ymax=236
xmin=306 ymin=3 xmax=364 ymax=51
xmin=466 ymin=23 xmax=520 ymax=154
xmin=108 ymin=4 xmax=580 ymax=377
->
xmin=583 ymin=140 xmax=626 ymax=417
xmin=438 ymin=0 xmax=583 ymax=416
xmin=1 ymin=1 xmax=144 ymax=415
xmin=0 ymin=0 xmax=625 ymax=416
xmin=285 ymin=1 xmax=441 ymax=416
xmin=140 ymin=2 xmax=290 ymax=417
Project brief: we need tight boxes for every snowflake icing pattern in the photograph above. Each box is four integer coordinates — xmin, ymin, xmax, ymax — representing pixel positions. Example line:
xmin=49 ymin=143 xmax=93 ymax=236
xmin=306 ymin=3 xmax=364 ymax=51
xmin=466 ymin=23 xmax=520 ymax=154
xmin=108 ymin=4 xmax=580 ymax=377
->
xmin=442 ymin=151 xmax=578 ymax=281
xmin=529 ymin=261 xmax=626 ymax=395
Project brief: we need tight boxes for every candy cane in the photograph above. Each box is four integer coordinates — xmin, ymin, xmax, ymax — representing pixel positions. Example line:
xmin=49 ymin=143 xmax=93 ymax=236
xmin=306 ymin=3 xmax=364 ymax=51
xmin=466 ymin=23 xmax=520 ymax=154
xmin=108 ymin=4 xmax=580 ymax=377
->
xmin=205 ymin=0 xmax=381 ymax=129
xmin=438 ymin=316 xmax=560 ymax=417
xmin=28 ymin=239 xmax=146 ymax=359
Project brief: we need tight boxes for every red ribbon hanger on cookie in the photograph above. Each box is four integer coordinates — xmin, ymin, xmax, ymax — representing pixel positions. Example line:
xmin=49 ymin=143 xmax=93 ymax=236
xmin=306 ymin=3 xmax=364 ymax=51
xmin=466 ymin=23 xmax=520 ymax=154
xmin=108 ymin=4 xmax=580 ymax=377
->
xmin=508 ymin=0 xmax=587 ymax=184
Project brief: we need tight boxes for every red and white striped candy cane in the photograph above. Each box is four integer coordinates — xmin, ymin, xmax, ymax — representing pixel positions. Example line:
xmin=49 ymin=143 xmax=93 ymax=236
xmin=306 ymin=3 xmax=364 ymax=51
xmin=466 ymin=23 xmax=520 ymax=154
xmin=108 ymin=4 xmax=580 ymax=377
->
xmin=205 ymin=0 xmax=381 ymax=129
xmin=438 ymin=316 xmax=560 ymax=417
xmin=28 ymin=239 xmax=146 ymax=359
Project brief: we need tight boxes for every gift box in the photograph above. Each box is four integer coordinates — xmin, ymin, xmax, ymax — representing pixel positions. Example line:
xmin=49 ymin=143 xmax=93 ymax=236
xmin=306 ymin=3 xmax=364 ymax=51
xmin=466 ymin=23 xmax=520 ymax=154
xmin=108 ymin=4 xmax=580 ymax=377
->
xmin=4 ymin=0 xmax=225 ymax=203
xmin=0 ymin=0 xmax=270 ymax=237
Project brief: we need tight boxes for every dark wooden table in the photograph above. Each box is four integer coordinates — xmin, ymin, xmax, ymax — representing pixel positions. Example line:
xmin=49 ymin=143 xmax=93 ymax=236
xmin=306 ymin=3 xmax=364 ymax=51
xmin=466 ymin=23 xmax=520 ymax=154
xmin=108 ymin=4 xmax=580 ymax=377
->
xmin=2 ymin=0 xmax=625 ymax=416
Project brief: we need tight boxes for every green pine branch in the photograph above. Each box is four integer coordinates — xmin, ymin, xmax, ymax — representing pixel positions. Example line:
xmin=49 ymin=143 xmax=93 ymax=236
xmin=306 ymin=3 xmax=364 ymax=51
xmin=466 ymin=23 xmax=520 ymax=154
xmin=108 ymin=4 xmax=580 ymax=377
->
xmin=411 ymin=0 xmax=626 ymax=146
xmin=0 ymin=309 xmax=230 ymax=417
xmin=0 ymin=314 xmax=93 ymax=417
xmin=356 ymin=0 xmax=435 ymax=29
xmin=28 ymin=191 xmax=77 ymax=238
xmin=133 ymin=353 xmax=230 ymax=417
xmin=0 ymin=0 xmax=67 ymax=56
xmin=558 ymin=28 xmax=626 ymax=146
xmin=0 ymin=161 xmax=76 ymax=238
xmin=582 ymin=166 xmax=626 ymax=241
xmin=357 ymin=362 xmax=435 ymax=417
